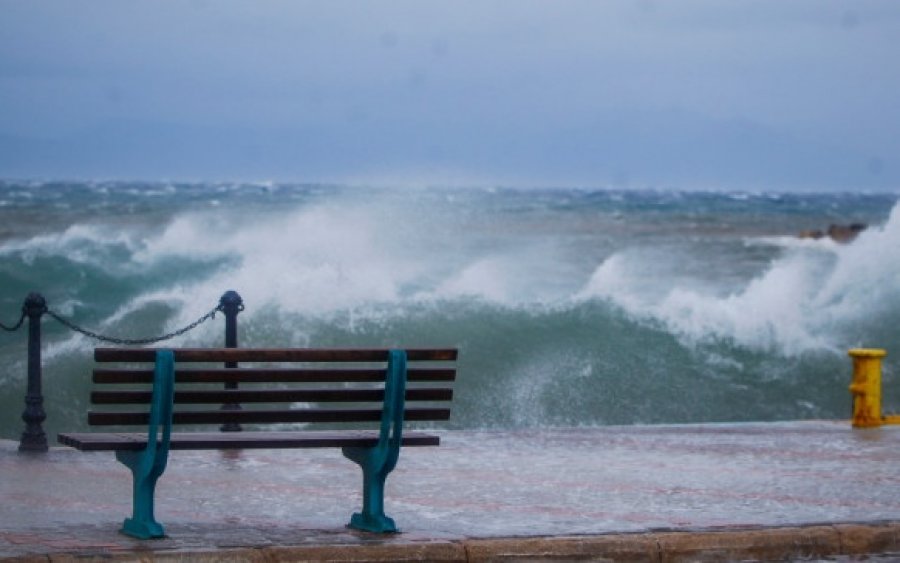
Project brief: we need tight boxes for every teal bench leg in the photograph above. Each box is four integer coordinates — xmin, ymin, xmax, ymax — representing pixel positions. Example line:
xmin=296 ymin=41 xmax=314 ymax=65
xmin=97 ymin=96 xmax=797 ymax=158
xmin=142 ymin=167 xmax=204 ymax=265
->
xmin=343 ymin=446 xmax=397 ymax=533
xmin=115 ymin=349 xmax=174 ymax=539
xmin=117 ymin=450 xmax=166 ymax=539
xmin=342 ymin=349 xmax=407 ymax=534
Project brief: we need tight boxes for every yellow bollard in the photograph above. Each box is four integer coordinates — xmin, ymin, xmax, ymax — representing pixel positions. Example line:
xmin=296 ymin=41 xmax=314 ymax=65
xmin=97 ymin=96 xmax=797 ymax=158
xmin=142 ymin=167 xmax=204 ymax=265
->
xmin=848 ymin=348 xmax=887 ymax=428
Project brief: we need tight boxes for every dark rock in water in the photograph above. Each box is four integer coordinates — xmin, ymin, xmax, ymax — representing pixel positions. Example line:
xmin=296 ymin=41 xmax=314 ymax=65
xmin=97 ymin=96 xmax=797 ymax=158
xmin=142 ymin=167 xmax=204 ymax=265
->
xmin=798 ymin=223 xmax=867 ymax=243
xmin=827 ymin=223 xmax=867 ymax=243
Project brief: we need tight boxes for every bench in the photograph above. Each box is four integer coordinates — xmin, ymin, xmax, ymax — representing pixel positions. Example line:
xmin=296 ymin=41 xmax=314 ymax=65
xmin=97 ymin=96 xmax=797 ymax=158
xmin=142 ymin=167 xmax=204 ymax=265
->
xmin=57 ymin=346 xmax=457 ymax=539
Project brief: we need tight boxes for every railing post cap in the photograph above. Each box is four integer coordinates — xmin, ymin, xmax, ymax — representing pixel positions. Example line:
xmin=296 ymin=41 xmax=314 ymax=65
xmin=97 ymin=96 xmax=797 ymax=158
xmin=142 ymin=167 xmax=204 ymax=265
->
xmin=848 ymin=348 xmax=887 ymax=359
xmin=219 ymin=290 xmax=243 ymax=307
xmin=23 ymin=293 xmax=47 ymax=313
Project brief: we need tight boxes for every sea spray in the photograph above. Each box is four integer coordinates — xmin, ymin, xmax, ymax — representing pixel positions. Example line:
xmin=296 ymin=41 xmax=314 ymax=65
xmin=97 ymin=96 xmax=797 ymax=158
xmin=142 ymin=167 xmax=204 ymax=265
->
xmin=578 ymin=204 xmax=900 ymax=357
xmin=0 ymin=181 xmax=897 ymax=438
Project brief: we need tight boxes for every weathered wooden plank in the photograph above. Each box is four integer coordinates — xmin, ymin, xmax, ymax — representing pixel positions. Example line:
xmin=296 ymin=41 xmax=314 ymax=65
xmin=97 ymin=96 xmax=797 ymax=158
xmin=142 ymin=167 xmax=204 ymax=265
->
xmin=93 ymin=367 xmax=457 ymax=384
xmin=87 ymin=407 xmax=452 ymax=426
xmin=95 ymin=347 xmax=458 ymax=363
xmin=91 ymin=388 xmax=454 ymax=404
xmin=58 ymin=430 xmax=440 ymax=451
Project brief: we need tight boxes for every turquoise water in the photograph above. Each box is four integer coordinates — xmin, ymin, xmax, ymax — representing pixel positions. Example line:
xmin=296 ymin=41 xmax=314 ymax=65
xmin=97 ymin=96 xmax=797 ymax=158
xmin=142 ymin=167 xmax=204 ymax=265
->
xmin=1 ymin=181 xmax=898 ymax=438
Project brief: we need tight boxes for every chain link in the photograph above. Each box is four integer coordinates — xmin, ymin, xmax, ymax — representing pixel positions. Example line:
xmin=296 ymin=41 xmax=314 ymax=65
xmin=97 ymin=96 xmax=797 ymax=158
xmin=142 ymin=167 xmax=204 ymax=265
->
xmin=45 ymin=305 xmax=220 ymax=345
xmin=0 ymin=311 xmax=26 ymax=332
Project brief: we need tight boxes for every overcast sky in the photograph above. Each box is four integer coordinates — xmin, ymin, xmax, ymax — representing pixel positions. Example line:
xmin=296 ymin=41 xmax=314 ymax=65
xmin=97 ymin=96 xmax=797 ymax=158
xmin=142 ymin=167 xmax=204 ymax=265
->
xmin=1 ymin=1 xmax=898 ymax=191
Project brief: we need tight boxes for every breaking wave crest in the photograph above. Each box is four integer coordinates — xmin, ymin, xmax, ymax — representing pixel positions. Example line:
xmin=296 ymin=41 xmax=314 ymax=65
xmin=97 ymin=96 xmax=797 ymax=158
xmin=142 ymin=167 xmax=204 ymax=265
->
xmin=579 ymin=203 xmax=900 ymax=356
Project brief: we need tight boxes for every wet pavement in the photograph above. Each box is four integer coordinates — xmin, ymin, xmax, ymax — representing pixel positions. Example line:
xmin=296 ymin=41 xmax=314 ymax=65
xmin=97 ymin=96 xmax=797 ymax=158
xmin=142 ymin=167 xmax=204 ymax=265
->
xmin=1 ymin=421 xmax=899 ymax=561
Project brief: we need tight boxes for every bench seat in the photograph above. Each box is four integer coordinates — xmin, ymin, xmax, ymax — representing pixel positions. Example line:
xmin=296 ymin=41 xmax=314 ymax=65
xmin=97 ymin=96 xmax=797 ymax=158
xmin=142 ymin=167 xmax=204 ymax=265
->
xmin=58 ymin=430 xmax=440 ymax=451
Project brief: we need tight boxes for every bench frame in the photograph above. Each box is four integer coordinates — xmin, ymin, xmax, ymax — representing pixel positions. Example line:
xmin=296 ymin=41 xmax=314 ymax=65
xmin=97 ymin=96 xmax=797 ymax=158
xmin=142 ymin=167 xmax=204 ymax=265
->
xmin=58 ymin=347 xmax=455 ymax=538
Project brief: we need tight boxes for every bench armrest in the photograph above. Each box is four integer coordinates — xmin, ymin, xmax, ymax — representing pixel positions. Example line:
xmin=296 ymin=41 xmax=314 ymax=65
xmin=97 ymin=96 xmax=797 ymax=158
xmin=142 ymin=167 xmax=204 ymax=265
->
xmin=377 ymin=349 xmax=407 ymax=473
xmin=148 ymin=349 xmax=175 ymax=455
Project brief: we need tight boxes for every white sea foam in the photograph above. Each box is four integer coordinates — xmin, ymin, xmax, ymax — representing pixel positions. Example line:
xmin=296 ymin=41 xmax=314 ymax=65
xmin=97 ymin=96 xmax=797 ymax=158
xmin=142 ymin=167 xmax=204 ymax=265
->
xmin=128 ymin=202 xmax=420 ymax=322
xmin=579 ymin=203 xmax=900 ymax=355
xmin=0 ymin=224 xmax=139 ymax=265
xmin=111 ymin=192 xmax=900 ymax=358
xmin=124 ymin=195 xmax=579 ymax=325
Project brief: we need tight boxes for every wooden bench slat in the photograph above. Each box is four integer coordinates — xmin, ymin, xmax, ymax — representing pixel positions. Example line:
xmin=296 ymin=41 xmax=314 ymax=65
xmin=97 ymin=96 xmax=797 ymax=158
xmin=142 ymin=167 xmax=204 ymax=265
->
xmin=95 ymin=347 xmax=458 ymax=363
xmin=88 ymin=407 xmax=452 ymax=426
xmin=93 ymin=367 xmax=457 ymax=384
xmin=58 ymin=430 xmax=441 ymax=451
xmin=91 ymin=388 xmax=453 ymax=404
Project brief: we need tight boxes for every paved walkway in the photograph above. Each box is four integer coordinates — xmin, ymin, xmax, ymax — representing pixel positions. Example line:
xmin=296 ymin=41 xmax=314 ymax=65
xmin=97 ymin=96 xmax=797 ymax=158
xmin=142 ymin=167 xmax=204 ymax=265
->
xmin=1 ymin=421 xmax=899 ymax=561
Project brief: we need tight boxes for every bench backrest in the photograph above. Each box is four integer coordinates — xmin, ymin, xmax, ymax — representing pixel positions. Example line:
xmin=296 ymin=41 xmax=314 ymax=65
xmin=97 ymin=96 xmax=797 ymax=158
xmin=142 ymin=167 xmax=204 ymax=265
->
xmin=88 ymin=348 xmax=457 ymax=429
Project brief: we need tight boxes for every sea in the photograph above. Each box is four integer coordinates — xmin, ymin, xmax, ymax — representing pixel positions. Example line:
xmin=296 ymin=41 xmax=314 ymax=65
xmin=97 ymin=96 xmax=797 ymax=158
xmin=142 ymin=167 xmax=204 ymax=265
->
xmin=0 ymin=180 xmax=898 ymax=440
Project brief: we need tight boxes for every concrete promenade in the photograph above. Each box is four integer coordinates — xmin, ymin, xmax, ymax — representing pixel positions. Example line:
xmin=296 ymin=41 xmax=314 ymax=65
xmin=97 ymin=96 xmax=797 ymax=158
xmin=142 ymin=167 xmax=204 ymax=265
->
xmin=1 ymin=421 xmax=899 ymax=561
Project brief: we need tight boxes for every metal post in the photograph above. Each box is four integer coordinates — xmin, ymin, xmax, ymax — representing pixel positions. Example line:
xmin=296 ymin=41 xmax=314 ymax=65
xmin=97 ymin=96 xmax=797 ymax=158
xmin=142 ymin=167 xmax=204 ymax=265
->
xmin=19 ymin=292 xmax=48 ymax=452
xmin=848 ymin=348 xmax=887 ymax=428
xmin=219 ymin=290 xmax=243 ymax=432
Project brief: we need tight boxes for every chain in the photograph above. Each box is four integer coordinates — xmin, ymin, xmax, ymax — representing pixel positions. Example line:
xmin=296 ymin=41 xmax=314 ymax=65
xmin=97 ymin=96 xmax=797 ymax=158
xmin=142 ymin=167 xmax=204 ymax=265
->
xmin=0 ymin=311 xmax=25 ymax=332
xmin=45 ymin=305 xmax=220 ymax=345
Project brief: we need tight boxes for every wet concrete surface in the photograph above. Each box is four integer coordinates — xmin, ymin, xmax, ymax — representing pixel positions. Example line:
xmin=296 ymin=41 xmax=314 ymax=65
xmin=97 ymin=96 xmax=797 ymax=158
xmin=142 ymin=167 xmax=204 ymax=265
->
xmin=1 ymin=421 xmax=899 ymax=560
